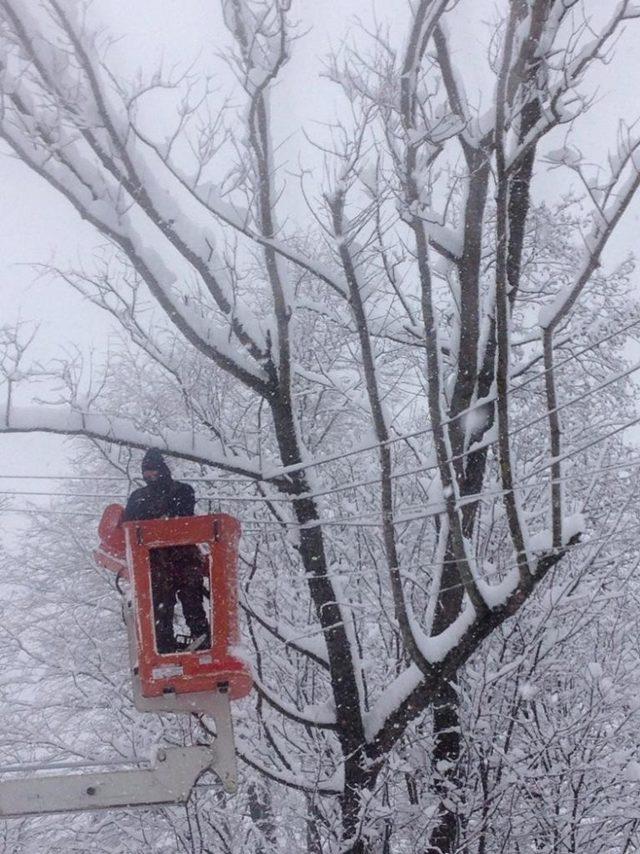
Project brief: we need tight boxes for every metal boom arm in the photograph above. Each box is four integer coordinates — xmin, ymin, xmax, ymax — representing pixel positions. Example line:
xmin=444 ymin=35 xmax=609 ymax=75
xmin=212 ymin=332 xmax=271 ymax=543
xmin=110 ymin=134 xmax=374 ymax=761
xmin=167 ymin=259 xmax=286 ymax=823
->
xmin=0 ymin=746 xmax=213 ymax=817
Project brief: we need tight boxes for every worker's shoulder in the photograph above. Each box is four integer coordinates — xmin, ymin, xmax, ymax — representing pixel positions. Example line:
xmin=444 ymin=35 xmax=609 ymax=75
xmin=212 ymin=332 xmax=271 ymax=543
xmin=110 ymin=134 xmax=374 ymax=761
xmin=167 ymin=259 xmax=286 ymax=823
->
xmin=127 ymin=484 xmax=148 ymax=501
xmin=172 ymin=479 xmax=194 ymax=495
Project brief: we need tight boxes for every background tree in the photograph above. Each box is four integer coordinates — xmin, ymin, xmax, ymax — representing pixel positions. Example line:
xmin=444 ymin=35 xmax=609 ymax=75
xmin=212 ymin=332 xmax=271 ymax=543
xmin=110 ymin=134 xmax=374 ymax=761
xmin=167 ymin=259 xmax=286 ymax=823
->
xmin=1 ymin=1 xmax=640 ymax=851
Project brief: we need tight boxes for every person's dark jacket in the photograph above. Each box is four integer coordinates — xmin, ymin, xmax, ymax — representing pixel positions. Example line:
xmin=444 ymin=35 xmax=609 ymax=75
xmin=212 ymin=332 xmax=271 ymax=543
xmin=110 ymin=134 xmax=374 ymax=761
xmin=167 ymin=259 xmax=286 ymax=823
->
xmin=122 ymin=450 xmax=208 ymax=651
xmin=122 ymin=478 xmax=196 ymax=522
xmin=122 ymin=451 xmax=202 ymax=573
xmin=122 ymin=449 xmax=196 ymax=522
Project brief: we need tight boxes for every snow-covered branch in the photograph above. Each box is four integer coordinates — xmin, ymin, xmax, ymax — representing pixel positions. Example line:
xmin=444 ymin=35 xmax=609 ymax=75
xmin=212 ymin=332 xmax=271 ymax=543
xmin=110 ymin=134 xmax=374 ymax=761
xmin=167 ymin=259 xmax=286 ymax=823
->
xmin=253 ymin=676 xmax=337 ymax=729
xmin=236 ymin=738 xmax=343 ymax=795
xmin=242 ymin=600 xmax=330 ymax=670
xmin=0 ymin=401 xmax=269 ymax=481
xmin=507 ymin=0 xmax=640 ymax=171
xmin=0 ymin=0 xmax=272 ymax=393
xmin=493 ymin=2 xmax=533 ymax=586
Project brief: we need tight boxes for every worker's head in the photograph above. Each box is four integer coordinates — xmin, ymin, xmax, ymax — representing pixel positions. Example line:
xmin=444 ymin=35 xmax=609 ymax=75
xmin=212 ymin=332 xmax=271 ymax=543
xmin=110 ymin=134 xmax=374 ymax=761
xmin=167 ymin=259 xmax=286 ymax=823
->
xmin=141 ymin=448 xmax=171 ymax=484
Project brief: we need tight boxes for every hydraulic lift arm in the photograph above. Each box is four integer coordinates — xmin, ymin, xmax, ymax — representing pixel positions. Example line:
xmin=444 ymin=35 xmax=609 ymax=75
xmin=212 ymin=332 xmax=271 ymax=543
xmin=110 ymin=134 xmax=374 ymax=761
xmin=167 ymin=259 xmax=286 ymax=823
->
xmin=0 ymin=746 xmax=213 ymax=818
xmin=0 ymin=689 xmax=238 ymax=817
xmin=0 ymin=512 xmax=251 ymax=819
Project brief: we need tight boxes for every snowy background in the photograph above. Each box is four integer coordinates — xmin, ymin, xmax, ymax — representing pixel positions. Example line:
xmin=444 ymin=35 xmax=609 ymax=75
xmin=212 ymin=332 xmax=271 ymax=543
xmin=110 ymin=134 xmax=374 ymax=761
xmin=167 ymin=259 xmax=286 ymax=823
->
xmin=1 ymin=1 xmax=640 ymax=852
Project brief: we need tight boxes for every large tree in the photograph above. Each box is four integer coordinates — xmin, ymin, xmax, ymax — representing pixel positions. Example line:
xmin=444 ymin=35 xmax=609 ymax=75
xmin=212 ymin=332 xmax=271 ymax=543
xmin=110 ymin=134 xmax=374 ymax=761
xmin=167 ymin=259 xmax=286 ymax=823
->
xmin=1 ymin=1 xmax=640 ymax=851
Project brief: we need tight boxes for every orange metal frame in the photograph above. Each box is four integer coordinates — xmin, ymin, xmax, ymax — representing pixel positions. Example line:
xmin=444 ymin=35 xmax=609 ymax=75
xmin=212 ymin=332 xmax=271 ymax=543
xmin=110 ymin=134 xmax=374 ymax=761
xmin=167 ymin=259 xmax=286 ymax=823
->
xmin=95 ymin=504 xmax=127 ymax=575
xmin=123 ymin=514 xmax=252 ymax=701
xmin=96 ymin=507 xmax=252 ymax=701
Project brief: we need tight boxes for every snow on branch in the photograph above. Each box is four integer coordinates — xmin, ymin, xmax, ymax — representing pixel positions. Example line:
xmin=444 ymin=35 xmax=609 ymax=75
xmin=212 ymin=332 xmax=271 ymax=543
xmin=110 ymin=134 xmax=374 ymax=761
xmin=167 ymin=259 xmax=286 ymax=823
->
xmin=364 ymin=526 xmax=585 ymax=751
xmin=536 ymin=130 xmax=640 ymax=547
xmin=4 ymin=113 xmax=269 ymax=390
xmin=364 ymin=663 xmax=424 ymax=744
xmin=418 ymin=214 xmax=464 ymax=261
xmin=0 ymin=0 xmax=272 ymax=391
xmin=242 ymin=601 xmax=330 ymax=670
xmin=538 ymin=137 xmax=640 ymax=332
xmin=507 ymin=0 xmax=640 ymax=170
xmin=0 ymin=402 xmax=268 ymax=481
xmin=399 ymin=0 xmax=449 ymax=123
xmin=433 ymin=20 xmax=484 ymax=152
xmin=253 ymin=675 xmax=337 ymax=729
xmin=221 ymin=0 xmax=292 ymax=96
xmin=236 ymin=737 xmax=343 ymax=795
xmin=128 ymin=142 xmax=349 ymax=300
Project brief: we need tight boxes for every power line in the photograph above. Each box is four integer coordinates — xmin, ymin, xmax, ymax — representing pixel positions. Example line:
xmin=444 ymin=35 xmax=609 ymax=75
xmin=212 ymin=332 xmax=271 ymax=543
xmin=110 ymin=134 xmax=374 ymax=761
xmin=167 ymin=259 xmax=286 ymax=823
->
xmin=1 ymin=377 xmax=638 ymax=529
xmin=1 ymin=316 xmax=637 ymax=495
xmin=262 ymin=315 xmax=640 ymax=481
xmin=527 ymin=412 xmax=640 ymax=478
xmin=0 ymin=491 xmax=126 ymax=499
xmin=298 ymin=358 xmax=640 ymax=501
xmin=510 ymin=315 xmax=640 ymax=393
xmin=395 ymin=537 xmax=638 ymax=598
xmin=2 ymin=428 xmax=640 ymax=531
xmin=2 ymin=431 xmax=637 ymax=531
xmin=0 ymin=508 xmax=100 ymax=518
xmin=510 ymin=358 xmax=640 ymax=438
xmin=2 ymin=514 xmax=638 ymax=613
xmin=3 ymin=512 xmax=636 ymax=576
xmin=0 ymin=474 xmax=252 ymax=483
xmin=295 ymin=419 xmax=638 ymax=507
xmin=253 ymin=363 xmax=638 ymax=495
xmin=308 ymin=416 xmax=640 ymax=530
xmin=0 ymin=490 xmax=291 ymax=503
xmin=2 ymin=452 xmax=638 ymax=520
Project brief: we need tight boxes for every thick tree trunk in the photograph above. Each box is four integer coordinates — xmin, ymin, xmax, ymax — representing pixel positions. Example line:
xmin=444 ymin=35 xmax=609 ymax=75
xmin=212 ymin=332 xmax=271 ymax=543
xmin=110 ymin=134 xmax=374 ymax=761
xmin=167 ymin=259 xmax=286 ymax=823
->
xmin=270 ymin=397 xmax=372 ymax=849
xmin=426 ymin=541 xmax=464 ymax=853
xmin=425 ymin=681 xmax=461 ymax=854
xmin=339 ymin=752 xmax=381 ymax=854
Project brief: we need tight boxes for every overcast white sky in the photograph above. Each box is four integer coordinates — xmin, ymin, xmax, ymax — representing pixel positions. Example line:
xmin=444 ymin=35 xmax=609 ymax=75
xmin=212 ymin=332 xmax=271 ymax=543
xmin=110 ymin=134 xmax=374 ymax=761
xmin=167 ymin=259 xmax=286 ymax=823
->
xmin=1 ymin=0 xmax=639 ymax=537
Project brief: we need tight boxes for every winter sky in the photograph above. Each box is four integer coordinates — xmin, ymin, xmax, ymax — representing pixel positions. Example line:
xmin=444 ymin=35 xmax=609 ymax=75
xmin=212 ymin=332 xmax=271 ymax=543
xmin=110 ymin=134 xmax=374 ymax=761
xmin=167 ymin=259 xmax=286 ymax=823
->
xmin=1 ymin=0 xmax=639 ymax=536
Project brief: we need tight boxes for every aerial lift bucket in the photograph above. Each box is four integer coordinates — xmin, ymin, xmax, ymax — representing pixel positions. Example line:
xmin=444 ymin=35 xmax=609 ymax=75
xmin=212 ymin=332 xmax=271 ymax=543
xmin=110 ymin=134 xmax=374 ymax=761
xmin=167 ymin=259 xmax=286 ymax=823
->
xmin=0 ymin=509 xmax=252 ymax=817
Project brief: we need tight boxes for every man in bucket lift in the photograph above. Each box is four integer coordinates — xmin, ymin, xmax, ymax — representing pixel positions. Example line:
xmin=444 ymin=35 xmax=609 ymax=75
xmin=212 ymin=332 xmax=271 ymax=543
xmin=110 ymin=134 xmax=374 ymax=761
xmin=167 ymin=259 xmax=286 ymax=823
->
xmin=123 ymin=449 xmax=210 ymax=653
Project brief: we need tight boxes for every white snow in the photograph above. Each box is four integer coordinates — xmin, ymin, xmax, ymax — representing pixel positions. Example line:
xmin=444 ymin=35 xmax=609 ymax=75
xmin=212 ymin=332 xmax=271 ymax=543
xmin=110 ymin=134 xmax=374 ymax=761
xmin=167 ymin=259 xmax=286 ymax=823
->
xmin=586 ymin=661 xmax=603 ymax=682
xmin=364 ymin=664 xmax=423 ymax=743
xmin=528 ymin=514 xmax=586 ymax=554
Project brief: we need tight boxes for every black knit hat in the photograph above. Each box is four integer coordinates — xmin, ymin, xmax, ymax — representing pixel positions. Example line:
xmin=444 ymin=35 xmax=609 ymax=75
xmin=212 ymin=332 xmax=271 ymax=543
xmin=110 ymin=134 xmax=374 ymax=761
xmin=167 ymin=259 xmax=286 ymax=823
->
xmin=141 ymin=448 xmax=171 ymax=478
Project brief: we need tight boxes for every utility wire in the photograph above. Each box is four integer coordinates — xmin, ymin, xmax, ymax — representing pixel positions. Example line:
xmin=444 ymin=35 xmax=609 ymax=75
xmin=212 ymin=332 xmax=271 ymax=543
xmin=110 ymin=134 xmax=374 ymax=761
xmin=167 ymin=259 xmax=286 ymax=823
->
xmin=6 ymin=347 xmax=631 ymax=508
xmin=0 ymin=490 xmax=291 ymax=503
xmin=3 ymin=454 xmax=639 ymax=515
xmin=30 ymin=516 xmax=640 ymax=577
xmin=3 ymin=417 xmax=638 ymax=531
xmin=261 ymin=316 xmax=640 ymax=480
xmin=5 ymin=315 xmax=633 ymax=488
xmin=3 ymin=410 xmax=640 ymax=529
xmin=297 ymin=414 xmax=640 ymax=529
xmin=510 ymin=316 xmax=640 ymax=393
xmin=0 ymin=322 xmax=637 ymax=501
xmin=2 ymin=363 xmax=639 ymax=528
xmin=0 ymin=474 xmax=251 ymax=483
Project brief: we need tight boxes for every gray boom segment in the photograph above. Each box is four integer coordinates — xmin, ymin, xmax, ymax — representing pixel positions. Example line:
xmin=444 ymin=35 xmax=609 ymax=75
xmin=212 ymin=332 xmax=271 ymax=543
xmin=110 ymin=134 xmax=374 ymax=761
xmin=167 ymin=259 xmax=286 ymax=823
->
xmin=0 ymin=747 xmax=213 ymax=817
xmin=0 ymin=596 xmax=239 ymax=816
